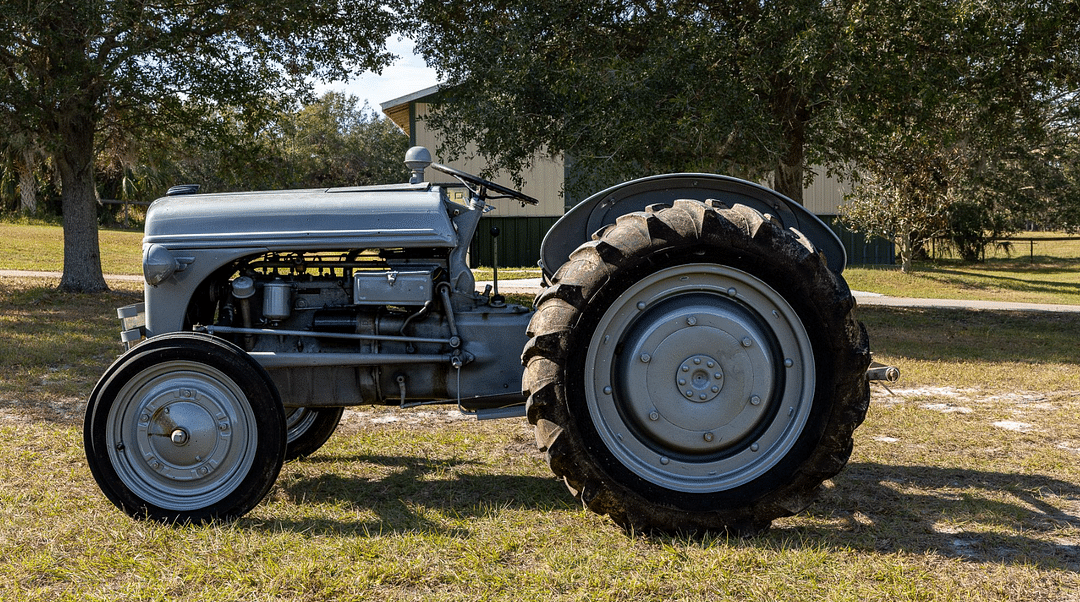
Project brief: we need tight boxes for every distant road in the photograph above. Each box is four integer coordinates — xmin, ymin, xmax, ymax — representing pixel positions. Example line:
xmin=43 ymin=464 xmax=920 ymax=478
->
xmin=5 ymin=271 xmax=1079 ymax=313
xmin=0 ymin=270 xmax=143 ymax=282
xmin=479 ymin=278 xmax=1080 ymax=313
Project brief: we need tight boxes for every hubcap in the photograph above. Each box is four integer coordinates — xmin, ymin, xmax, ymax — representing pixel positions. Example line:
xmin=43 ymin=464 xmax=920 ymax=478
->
xmin=585 ymin=264 xmax=815 ymax=493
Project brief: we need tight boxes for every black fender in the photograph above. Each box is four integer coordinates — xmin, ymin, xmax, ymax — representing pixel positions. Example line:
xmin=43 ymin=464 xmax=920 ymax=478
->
xmin=540 ymin=174 xmax=847 ymax=278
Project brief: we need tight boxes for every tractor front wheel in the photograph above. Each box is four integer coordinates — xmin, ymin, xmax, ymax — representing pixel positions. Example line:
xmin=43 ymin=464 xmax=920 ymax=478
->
xmin=84 ymin=333 xmax=286 ymax=522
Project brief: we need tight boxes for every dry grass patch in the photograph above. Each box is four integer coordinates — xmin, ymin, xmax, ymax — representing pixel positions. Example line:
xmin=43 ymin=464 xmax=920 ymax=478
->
xmin=1 ymin=275 xmax=1079 ymax=600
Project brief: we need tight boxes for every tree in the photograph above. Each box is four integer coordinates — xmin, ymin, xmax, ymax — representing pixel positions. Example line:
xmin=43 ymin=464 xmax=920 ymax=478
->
xmin=272 ymin=93 xmax=410 ymax=189
xmin=139 ymin=93 xmax=410 ymax=195
xmin=409 ymin=0 xmax=1079 ymax=222
xmin=1 ymin=0 xmax=398 ymax=292
xmin=410 ymin=0 xmax=864 ymax=202
xmin=838 ymin=143 xmax=953 ymax=273
xmin=1 ymin=130 xmax=46 ymax=214
xmin=839 ymin=0 xmax=1080 ymax=264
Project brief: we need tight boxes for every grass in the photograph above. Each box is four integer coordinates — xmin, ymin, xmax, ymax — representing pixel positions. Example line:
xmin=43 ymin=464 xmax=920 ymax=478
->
xmin=844 ymin=234 xmax=1080 ymax=307
xmin=0 ymin=221 xmax=144 ymax=276
xmin=2 ymin=270 xmax=1080 ymax=599
xmin=2 ymin=222 xmax=1080 ymax=599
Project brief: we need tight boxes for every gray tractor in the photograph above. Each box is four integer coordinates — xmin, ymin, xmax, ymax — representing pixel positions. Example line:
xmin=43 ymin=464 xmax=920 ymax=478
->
xmin=85 ymin=147 xmax=885 ymax=533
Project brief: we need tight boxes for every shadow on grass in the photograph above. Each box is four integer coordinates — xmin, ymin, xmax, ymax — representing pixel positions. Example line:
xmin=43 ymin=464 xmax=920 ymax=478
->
xmin=262 ymin=452 xmax=573 ymax=536
xmin=260 ymin=451 xmax=1079 ymax=572
xmin=780 ymin=462 xmax=1080 ymax=571
xmin=859 ymin=306 xmax=1080 ymax=365
xmin=922 ymin=264 xmax=1080 ymax=298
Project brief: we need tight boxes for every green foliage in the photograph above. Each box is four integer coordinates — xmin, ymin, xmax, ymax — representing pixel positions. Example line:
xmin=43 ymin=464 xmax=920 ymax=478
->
xmin=838 ymin=0 xmax=1080 ymax=263
xmin=411 ymin=0 xmax=1080 ymax=252
xmin=0 ymin=0 xmax=402 ymax=291
xmin=140 ymin=93 xmax=410 ymax=197
xmin=410 ymin=0 xmax=863 ymax=202
xmin=838 ymin=154 xmax=951 ymax=273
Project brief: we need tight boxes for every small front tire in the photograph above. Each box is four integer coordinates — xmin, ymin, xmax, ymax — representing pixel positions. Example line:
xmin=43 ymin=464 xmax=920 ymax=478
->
xmin=284 ymin=406 xmax=344 ymax=461
xmin=84 ymin=333 xmax=287 ymax=522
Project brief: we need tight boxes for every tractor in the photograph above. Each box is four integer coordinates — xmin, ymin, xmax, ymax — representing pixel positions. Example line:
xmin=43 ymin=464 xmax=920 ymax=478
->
xmin=85 ymin=146 xmax=890 ymax=533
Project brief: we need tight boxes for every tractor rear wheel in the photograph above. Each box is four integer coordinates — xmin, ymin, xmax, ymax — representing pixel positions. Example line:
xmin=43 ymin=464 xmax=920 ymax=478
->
xmin=523 ymin=200 xmax=870 ymax=534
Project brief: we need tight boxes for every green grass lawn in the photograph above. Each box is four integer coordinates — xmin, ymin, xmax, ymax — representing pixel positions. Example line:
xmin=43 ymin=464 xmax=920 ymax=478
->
xmin=2 ymin=221 xmax=1079 ymax=600
xmin=0 ymin=221 xmax=144 ymax=276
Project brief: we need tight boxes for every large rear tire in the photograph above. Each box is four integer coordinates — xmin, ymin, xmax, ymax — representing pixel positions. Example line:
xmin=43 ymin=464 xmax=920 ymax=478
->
xmin=84 ymin=333 xmax=287 ymax=522
xmin=523 ymin=200 xmax=870 ymax=534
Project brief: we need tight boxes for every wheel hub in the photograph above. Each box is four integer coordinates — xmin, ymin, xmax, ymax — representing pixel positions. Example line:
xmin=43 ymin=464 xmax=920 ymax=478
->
xmin=138 ymin=392 xmax=232 ymax=481
xmin=585 ymin=263 xmax=815 ymax=493
xmin=677 ymin=354 xmax=724 ymax=402
xmin=617 ymin=299 xmax=776 ymax=456
xmin=170 ymin=428 xmax=190 ymax=446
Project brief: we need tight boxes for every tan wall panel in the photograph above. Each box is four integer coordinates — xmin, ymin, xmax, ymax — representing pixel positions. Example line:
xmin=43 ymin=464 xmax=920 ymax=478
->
xmin=413 ymin=103 xmax=565 ymax=218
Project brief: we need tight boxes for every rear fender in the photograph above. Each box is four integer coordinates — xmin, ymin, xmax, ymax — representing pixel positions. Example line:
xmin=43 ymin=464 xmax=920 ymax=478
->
xmin=541 ymin=174 xmax=846 ymax=277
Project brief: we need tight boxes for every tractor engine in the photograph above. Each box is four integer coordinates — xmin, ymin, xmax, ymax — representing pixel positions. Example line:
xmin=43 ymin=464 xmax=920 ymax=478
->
xmin=201 ymin=251 xmax=529 ymax=410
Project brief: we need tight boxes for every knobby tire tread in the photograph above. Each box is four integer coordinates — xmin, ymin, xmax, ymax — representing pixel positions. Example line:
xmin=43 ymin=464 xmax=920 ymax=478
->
xmin=523 ymin=200 xmax=870 ymax=534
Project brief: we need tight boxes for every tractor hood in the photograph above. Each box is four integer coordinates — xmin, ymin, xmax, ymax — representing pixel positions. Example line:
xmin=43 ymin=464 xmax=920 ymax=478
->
xmin=143 ymin=183 xmax=458 ymax=251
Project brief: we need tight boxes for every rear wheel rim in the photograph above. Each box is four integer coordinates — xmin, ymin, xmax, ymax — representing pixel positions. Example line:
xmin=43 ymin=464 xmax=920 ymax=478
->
xmin=106 ymin=360 xmax=259 ymax=511
xmin=584 ymin=263 xmax=815 ymax=493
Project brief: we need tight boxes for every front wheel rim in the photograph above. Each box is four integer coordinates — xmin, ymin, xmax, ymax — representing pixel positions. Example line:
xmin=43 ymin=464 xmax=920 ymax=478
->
xmin=285 ymin=407 xmax=318 ymax=444
xmin=106 ymin=360 xmax=259 ymax=511
xmin=584 ymin=263 xmax=815 ymax=494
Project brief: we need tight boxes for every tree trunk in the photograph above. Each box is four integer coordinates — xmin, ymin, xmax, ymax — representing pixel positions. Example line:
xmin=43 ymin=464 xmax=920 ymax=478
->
xmin=17 ymin=150 xmax=38 ymax=214
xmin=774 ymin=152 xmax=804 ymax=205
xmin=55 ymin=112 xmax=108 ymax=293
xmin=896 ymin=234 xmax=913 ymax=273
xmin=773 ymin=105 xmax=807 ymax=205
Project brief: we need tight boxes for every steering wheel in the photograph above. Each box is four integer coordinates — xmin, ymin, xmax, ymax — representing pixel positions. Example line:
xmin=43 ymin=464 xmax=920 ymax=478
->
xmin=429 ymin=163 xmax=540 ymax=206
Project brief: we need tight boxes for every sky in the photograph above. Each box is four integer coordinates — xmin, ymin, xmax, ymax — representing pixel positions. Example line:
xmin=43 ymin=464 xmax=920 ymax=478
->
xmin=315 ymin=36 xmax=440 ymax=113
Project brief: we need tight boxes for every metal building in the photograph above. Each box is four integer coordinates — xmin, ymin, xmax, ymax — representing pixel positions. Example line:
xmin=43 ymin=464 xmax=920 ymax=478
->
xmin=381 ymin=87 xmax=893 ymax=267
